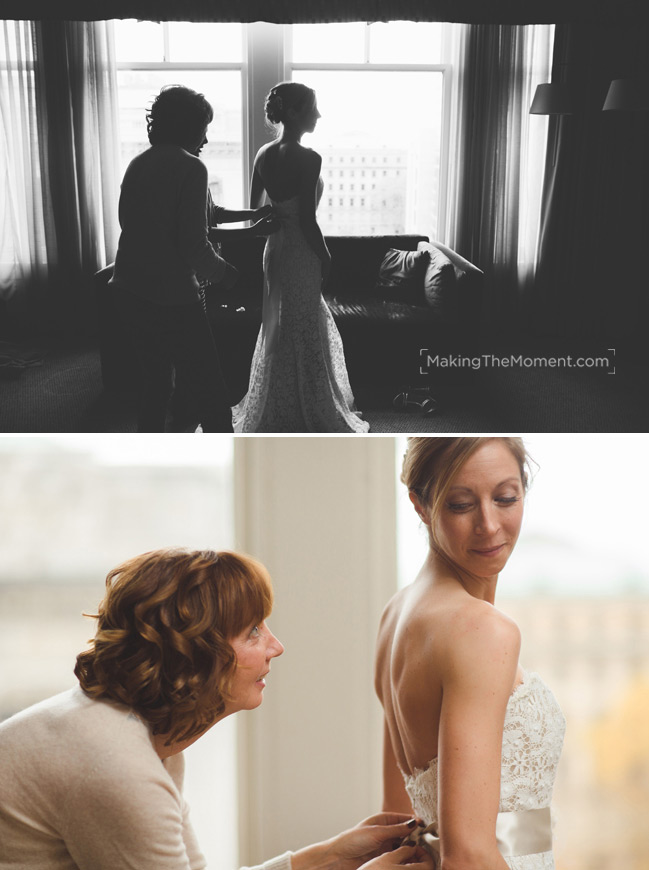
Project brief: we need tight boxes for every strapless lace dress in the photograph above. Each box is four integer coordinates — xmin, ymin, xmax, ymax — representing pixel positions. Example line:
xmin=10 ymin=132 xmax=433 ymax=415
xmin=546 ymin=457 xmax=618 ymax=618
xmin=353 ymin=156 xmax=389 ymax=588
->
xmin=404 ymin=671 xmax=566 ymax=870
xmin=232 ymin=186 xmax=369 ymax=433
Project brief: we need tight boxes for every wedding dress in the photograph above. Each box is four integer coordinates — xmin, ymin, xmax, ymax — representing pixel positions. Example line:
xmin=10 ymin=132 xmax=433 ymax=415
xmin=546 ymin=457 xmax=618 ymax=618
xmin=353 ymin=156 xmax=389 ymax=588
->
xmin=404 ymin=671 xmax=566 ymax=870
xmin=232 ymin=181 xmax=369 ymax=433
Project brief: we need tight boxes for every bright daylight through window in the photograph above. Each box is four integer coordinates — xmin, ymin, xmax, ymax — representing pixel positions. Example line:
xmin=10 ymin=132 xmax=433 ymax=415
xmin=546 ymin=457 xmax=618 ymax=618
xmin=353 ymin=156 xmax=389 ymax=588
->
xmin=113 ymin=21 xmax=447 ymax=238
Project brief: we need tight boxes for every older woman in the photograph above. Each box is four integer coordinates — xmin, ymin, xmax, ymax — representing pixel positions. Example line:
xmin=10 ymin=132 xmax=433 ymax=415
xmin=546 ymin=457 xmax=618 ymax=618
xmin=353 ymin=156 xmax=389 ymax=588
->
xmin=375 ymin=438 xmax=566 ymax=870
xmin=0 ymin=548 xmax=429 ymax=870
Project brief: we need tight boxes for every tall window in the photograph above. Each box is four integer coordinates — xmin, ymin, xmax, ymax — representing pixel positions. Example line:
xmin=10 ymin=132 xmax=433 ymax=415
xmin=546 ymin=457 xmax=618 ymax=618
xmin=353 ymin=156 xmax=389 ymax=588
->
xmin=114 ymin=21 xmax=245 ymax=207
xmin=287 ymin=22 xmax=447 ymax=237
xmin=112 ymin=21 xmax=451 ymax=236
xmin=0 ymin=436 xmax=237 ymax=870
xmin=396 ymin=436 xmax=649 ymax=870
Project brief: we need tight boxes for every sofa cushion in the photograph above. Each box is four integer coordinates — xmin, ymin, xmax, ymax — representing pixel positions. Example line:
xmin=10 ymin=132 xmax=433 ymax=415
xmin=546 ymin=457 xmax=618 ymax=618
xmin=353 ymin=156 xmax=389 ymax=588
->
xmin=374 ymin=248 xmax=430 ymax=305
xmin=327 ymin=295 xmax=440 ymax=326
xmin=327 ymin=235 xmax=428 ymax=297
xmin=418 ymin=240 xmax=484 ymax=288
xmin=417 ymin=241 xmax=485 ymax=325
xmin=419 ymin=244 xmax=457 ymax=321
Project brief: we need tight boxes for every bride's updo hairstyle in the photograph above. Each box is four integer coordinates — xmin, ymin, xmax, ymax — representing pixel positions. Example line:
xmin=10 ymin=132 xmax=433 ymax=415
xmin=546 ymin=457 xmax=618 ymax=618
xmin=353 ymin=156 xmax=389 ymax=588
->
xmin=75 ymin=548 xmax=273 ymax=745
xmin=265 ymin=81 xmax=316 ymax=127
xmin=401 ymin=437 xmax=532 ymax=551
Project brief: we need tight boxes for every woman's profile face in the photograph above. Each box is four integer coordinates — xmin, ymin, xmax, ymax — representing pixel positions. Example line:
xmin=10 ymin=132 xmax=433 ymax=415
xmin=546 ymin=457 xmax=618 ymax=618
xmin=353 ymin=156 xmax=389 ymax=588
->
xmin=295 ymin=97 xmax=321 ymax=133
xmin=228 ymin=620 xmax=284 ymax=712
xmin=432 ymin=440 xmax=525 ymax=579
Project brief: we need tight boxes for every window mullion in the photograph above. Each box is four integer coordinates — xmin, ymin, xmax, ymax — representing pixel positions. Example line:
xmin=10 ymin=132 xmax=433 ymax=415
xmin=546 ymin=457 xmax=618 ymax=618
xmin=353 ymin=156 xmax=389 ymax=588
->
xmin=163 ymin=22 xmax=170 ymax=63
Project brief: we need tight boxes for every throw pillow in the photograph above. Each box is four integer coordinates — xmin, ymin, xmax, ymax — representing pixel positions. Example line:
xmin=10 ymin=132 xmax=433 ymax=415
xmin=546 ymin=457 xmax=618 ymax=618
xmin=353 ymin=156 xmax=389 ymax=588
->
xmin=374 ymin=248 xmax=430 ymax=305
xmin=418 ymin=242 xmax=457 ymax=321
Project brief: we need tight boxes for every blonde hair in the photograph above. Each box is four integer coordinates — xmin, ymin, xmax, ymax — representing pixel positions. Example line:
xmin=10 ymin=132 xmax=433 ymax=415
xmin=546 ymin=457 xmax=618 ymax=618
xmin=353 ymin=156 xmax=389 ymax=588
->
xmin=401 ymin=437 xmax=532 ymax=548
xmin=75 ymin=548 xmax=273 ymax=744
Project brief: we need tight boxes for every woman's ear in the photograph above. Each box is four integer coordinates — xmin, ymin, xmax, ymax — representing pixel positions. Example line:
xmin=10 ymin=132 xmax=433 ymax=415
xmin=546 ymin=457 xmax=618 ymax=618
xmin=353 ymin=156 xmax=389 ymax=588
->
xmin=409 ymin=491 xmax=431 ymax=526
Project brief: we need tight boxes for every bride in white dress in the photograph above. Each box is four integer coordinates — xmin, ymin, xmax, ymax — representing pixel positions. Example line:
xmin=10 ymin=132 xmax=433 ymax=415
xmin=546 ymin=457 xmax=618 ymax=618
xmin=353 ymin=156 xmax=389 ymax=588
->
xmin=375 ymin=438 xmax=566 ymax=870
xmin=232 ymin=82 xmax=369 ymax=433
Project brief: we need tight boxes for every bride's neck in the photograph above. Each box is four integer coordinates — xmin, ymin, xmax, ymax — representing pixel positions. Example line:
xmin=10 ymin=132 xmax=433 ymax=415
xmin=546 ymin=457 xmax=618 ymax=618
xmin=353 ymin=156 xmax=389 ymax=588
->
xmin=280 ymin=126 xmax=303 ymax=144
xmin=424 ymin=549 xmax=499 ymax=604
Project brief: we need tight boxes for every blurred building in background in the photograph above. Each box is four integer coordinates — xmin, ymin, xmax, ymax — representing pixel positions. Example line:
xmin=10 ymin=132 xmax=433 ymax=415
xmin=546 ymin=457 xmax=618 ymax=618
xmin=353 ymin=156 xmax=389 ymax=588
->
xmin=0 ymin=440 xmax=236 ymax=870
xmin=501 ymin=596 xmax=649 ymax=870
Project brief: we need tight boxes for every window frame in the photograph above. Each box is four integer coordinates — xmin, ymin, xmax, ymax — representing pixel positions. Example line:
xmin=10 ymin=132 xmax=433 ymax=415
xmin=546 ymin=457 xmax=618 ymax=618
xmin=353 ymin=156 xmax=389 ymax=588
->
xmin=114 ymin=20 xmax=249 ymax=205
xmin=283 ymin=23 xmax=453 ymax=238
xmin=113 ymin=21 xmax=453 ymax=235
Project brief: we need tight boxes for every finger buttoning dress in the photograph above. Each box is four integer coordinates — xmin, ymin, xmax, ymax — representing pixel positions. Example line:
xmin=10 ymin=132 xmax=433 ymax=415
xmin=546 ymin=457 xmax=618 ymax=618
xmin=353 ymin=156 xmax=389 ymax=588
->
xmin=405 ymin=671 xmax=566 ymax=870
xmin=232 ymin=181 xmax=369 ymax=433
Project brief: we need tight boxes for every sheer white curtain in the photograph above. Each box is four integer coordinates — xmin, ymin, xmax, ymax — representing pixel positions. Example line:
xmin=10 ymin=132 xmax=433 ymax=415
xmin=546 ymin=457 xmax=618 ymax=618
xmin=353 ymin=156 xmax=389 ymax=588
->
xmin=440 ymin=23 xmax=554 ymax=328
xmin=0 ymin=22 xmax=47 ymax=299
xmin=0 ymin=20 xmax=120 ymax=329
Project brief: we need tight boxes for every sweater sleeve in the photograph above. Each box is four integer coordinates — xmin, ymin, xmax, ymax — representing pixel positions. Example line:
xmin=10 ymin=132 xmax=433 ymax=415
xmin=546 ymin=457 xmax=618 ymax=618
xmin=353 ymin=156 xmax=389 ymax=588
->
xmin=242 ymin=852 xmax=293 ymax=870
xmin=178 ymin=159 xmax=227 ymax=283
xmin=60 ymin=751 xmax=204 ymax=870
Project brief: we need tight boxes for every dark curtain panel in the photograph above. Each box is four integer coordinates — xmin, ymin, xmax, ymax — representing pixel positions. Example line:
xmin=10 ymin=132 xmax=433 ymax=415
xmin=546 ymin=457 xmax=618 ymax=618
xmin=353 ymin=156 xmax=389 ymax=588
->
xmin=6 ymin=21 xmax=120 ymax=337
xmin=449 ymin=25 xmax=552 ymax=336
xmin=531 ymin=22 xmax=649 ymax=343
xmin=2 ymin=0 xmax=646 ymax=24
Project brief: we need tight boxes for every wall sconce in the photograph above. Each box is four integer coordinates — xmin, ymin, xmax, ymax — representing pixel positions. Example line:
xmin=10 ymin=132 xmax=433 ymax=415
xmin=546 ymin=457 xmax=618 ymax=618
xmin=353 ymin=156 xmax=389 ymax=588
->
xmin=602 ymin=78 xmax=649 ymax=111
xmin=530 ymin=82 xmax=574 ymax=115
xmin=530 ymin=83 xmax=573 ymax=167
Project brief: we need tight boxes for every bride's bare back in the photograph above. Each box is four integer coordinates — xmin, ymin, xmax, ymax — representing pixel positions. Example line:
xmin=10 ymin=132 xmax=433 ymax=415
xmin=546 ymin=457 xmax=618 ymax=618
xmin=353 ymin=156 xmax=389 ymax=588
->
xmin=375 ymin=571 xmax=522 ymax=815
xmin=252 ymin=140 xmax=319 ymax=203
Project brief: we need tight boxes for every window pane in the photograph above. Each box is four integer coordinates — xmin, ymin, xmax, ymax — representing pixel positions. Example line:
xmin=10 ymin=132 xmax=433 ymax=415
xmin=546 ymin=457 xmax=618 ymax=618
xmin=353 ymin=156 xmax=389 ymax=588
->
xmin=114 ymin=19 xmax=164 ymax=63
xmin=368 ymin=21 xmax=443 ymax=63
xmin=304 ymin=70 xmax=443 ymax=237
xmin=0 ymin=436 xmax=237 ymax=870
xmin=291 ymin=23 xmax=366 ymax=64
xmin=168 ymin=22 xmax=243 ymax=63
xmin=115 ymin=70 xmax=244 ymax=207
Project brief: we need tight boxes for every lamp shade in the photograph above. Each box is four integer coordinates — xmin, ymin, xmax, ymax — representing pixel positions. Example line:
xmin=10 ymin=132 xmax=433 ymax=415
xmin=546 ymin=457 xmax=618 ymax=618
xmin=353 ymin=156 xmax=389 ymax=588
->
xmin=530 ymin=83 xmax=574 ymax=115
xmin=602 ymin=78 xmax=649 ymax=111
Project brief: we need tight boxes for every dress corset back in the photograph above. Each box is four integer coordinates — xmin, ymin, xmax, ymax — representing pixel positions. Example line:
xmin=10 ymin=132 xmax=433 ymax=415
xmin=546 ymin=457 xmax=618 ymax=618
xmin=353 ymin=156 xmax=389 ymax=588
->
xmin=404 ymin=671 xmax=566 ymax=870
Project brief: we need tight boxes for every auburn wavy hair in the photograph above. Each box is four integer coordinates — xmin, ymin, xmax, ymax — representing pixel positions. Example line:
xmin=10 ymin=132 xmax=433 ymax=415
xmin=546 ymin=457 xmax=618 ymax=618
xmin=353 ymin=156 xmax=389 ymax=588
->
xmin=74 ymin=548 xmax=273 ymax=745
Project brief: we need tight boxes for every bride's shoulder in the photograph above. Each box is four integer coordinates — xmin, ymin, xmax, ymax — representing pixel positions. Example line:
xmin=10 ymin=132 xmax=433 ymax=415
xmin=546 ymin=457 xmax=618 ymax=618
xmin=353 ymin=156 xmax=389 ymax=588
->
xmin=296 ymin=144 xmax=322 ymax=166
xmin=440 ymin=597 xmax=521 ymax=669
xmin=255 ymin=140 xmax=277 ymax=159
xmin=377 ymin=586 xmax=409 ymax=629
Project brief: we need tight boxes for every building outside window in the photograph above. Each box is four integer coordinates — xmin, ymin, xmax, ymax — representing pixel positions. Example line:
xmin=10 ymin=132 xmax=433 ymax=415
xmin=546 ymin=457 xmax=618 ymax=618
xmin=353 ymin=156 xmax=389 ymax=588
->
xmin=112 ymin=21 xmax=449 ymax=237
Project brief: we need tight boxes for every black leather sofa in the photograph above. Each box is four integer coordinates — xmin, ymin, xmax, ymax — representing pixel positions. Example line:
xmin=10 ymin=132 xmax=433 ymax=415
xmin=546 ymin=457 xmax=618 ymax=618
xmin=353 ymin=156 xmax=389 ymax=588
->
xmin=209 ymin=234 xmax=484 ymax=400
xmin=94 ymin=234 xmax=483 ymax=401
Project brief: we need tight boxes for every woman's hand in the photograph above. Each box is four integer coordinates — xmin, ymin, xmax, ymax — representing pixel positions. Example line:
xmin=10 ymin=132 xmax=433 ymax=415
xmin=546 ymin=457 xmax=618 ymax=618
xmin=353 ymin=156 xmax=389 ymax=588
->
xmin=254 ymin=213 xmax=281 ymax=235
xmin=216 ymin=261 xmax=239 ymax=290
xmin=358 ymin=845 xmax=435 ymax=870
xmin=323 ymin=815 xmax=426 ymax=870
xmin=255 ymin=204 xmax=274 ymax=221
xmin=291 ymin=816 xmax=431 ymax=870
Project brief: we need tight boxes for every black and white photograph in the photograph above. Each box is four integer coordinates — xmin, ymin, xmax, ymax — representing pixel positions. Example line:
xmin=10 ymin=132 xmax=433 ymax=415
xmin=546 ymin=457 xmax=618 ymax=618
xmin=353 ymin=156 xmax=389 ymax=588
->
xmin=1 ymin=2 xmax=647 ymax=433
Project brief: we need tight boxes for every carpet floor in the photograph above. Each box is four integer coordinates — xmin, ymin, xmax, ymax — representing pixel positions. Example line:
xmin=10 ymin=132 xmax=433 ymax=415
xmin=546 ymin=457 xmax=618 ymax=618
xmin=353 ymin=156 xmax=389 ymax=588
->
xmin=0 ymin=339 xmax=646 ymax=434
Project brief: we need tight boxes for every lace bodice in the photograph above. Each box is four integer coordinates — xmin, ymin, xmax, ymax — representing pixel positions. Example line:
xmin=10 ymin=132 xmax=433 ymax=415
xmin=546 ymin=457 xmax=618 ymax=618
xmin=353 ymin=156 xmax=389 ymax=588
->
xmin=232 ymin=176 xmax=367 ymax=432
xmin=404 ymin=671 xmax=566 ymax=870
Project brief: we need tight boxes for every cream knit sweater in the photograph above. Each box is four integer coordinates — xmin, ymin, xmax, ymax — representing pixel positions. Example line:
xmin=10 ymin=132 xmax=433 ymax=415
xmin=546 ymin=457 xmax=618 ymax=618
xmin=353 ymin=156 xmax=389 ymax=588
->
xmin=109 ymin=144 xmax=227 ymax=306
xmin=0 ymin=687 xmax=291 ymax=870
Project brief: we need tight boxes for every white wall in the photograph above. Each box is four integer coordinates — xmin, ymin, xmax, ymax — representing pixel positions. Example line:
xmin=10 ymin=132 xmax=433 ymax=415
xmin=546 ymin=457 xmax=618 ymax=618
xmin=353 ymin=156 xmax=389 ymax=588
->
xmin=234 ymin=437 xmax=398 ymax=865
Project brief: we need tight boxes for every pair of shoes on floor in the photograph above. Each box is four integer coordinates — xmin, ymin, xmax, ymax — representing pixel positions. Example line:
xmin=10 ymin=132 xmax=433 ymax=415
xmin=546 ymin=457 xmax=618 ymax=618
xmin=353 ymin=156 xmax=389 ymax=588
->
xmin=392 ymin=386 xmax=439 ymax=415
